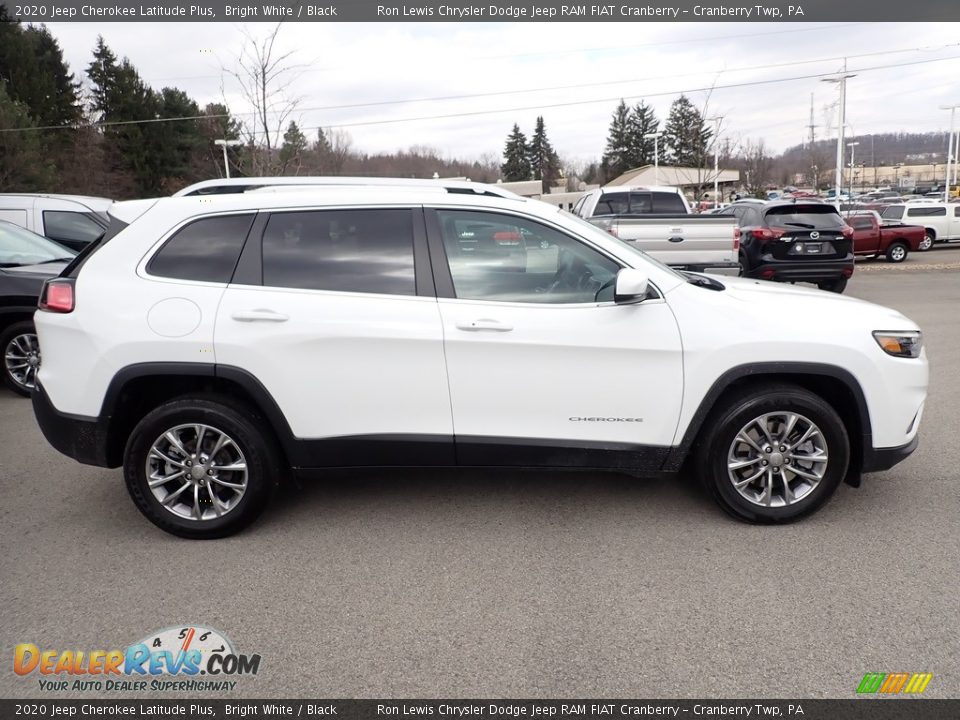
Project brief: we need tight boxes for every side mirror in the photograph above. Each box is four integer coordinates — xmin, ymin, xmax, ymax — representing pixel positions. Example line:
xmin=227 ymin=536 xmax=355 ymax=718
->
xmin=614 ymin=268 xmax=649 ymax=304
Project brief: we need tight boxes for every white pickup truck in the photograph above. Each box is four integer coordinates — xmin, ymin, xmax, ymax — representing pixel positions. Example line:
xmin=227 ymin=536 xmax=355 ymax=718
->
xmin=573 ymin=186 xmax=740 ymax=274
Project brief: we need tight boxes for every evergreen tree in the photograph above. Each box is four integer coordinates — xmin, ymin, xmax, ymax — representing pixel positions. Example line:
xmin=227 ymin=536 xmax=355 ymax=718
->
xmin=601 ymin=100 xmax=632 ymax=181
xmin=527 ymin=116 xmax=561 ymax=191
xmin=279 ymin=121 xmax=308 ymax=174
xmin=625 ymin=101 xmax=659 ymax=168
xmin=0 ymin=83 xmax=54 ymax=191
xmin=663 ymin=95 xmax=711 ymax=167
xmin=501 ymin=123 xmax=530 ymax=181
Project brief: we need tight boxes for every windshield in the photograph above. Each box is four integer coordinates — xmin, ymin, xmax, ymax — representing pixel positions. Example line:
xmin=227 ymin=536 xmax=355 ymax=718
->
xmin=764 ymin=205 xmax=845 ymax=230
xmin=881 ymin=206 xmax=905 ymax=220
xmin=558 ymin=209 xmax=687 ymax=281
xmin=0 ymin=222 xmax=77 ymax=267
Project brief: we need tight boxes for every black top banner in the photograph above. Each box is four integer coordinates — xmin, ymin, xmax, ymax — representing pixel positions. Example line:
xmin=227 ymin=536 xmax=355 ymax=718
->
xmin=1 ymin=0 xmax=959 ymax=22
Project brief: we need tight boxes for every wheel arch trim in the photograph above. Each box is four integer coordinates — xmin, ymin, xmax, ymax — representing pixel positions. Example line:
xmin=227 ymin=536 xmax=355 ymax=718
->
xmin=662 ymin=361 xmax=872 ymax=472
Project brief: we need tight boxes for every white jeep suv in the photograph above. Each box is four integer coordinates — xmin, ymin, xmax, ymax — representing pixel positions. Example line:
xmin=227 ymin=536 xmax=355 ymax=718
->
xmin=32 ymin=181 xmax=928 ymax=538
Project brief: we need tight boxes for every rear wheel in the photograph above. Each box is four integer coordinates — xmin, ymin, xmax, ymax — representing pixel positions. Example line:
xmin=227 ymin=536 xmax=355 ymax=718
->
xmin=124 ymin=396 xmax=280 ymax=538
xmin=918 ymin=231 xmax=934 ymax=251
xmin=885 ymin=242 xmax=908 ymax=263
xmin=695 ymin=384 xmax=849 ymax=523
xmin=817 ymin=278 xmax=848 ymax=293
xmin=1 ymin=320 xmax=40 ymax=397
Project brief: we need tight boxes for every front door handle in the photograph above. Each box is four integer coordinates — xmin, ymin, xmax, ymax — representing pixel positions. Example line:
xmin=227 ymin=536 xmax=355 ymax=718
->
xmin=455 ymin=319 xmax=514 ymax=332
xmin=231 ymin=309 xmax=289 ymax=323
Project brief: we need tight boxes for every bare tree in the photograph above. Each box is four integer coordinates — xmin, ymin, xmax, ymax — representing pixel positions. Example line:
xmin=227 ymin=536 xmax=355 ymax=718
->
xmin=742 ymin=139 xmax=774 ymax=198
xmin=223 ymin=24 xmax=302 ymax=176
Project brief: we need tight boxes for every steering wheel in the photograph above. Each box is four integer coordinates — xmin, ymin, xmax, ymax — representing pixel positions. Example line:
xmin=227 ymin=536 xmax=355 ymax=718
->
xmin=540 ymin=248 xmax=601 ymax=298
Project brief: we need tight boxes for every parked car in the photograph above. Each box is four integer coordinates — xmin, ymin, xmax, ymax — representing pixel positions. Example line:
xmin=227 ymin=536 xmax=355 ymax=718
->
xmin=31 ymin=180 xmax=927 ymax=537
xmin=844 ymin=211 xmax=926 ymax=261
xmin=714 ymin=201 xmax=854 ymax=292
xmin=573 ymin=186 xmax=739 ymax=274
xmin=880 ymin=203 xmax=960 ymax=249
xmin=0 ymin=194 xmax=111 ymax=252
xmin=0 ymin=221 xmax=76 ymax=395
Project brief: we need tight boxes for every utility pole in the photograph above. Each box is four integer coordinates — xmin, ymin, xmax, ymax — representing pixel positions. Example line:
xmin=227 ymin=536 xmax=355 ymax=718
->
xmin=707 ymin=115 xmax=724 ymax=207
xmin=847 ymin=142 xmax=859 ymax=197
xmin=807 ymin=93 xmax=818 ymax=189
xmin=942 ymin=104 xmax=959 ymax=202
xmin=821 ymin=59 xmax=856 ymax=206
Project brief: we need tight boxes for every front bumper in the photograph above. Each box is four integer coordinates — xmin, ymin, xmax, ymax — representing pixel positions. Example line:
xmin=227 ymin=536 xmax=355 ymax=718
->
xmin=32 ymin=381 xmax=114 ymax=467
xmin=862 ymin=435 xmax=920 ymax=473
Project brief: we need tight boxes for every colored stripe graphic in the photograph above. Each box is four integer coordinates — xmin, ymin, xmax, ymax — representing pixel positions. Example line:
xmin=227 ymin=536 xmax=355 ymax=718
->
xmin=857 ymin=673 xmax=886 ymax=693
xmin=904 ymin=673 xmax=934 ymax=694
xmin=857 ymin=672 xmax=932 ymax=694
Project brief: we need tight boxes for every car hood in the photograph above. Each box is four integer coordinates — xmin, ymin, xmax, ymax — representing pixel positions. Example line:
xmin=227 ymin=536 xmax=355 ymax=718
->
xmin=707 ymin=274 xmax=919 ymax=330
xmin=1 ymin=262 xmax=68 ymax=278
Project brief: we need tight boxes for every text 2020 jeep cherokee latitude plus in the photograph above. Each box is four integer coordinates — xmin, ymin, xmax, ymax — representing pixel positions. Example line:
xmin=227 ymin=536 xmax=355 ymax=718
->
xmin=31 ymin=181 xmax=928 ymax=538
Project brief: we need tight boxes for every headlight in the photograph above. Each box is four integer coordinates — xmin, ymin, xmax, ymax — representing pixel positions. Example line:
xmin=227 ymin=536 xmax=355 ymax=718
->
xmin=873 ymin=331 xmax=923 ymax=358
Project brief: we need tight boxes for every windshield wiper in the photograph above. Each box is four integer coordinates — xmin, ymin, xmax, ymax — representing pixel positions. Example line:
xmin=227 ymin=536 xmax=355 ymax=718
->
xmin=34 ymin=258 xmax=75 ymax=264
xmin=780 ymin=222 xmax=817 ymax=229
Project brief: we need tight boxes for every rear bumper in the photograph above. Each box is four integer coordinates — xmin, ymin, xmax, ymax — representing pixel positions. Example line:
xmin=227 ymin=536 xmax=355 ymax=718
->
xmin=32 ymin=381 xmax=113 ymax=468
xmin=862 ymin=435 xmax=919 ymax=473
xmin=746 ymin=259 xmax=852 ymax=282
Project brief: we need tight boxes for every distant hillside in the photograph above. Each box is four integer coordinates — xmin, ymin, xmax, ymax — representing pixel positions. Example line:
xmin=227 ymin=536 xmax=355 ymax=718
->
xmin=781 ymin=132 xmax=952 ymax=167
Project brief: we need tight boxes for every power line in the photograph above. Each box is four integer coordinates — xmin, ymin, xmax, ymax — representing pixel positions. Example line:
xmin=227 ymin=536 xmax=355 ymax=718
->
xmin=3 ymin=52 xmax=959 ymax=135
xmin=141 ymin=22 xmax=867 ymax=83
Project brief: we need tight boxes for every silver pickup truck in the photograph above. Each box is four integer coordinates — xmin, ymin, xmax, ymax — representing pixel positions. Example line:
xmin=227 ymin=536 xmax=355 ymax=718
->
xmin=573 ymin=186 xmax=740 ymax=275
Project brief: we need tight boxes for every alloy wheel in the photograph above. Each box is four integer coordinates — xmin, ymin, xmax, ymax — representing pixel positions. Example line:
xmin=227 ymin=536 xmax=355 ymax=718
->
xmin=919 ymin=234 xmax=933 ymax=251
xmin=3 ymin=332 xmax=40 ymax=392
xmin=146 ymin=424 xmax=248 ymax=521
xmin=889 ymin=245 xmax=906 ymax=262
xmin=727 ymin=412 xmax=829 ymax=507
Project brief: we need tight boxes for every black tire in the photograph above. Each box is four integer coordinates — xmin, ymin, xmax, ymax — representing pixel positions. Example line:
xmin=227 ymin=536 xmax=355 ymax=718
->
xmin=1 ymin=320 xmax=39 ymax=397
xmin=737 ymin=252 xmax=748 ymax=277
xmin=694 ymin=383 xmax=849 ymax=524
xmin=124 ymin=395 xmax=280 ymax=539
xmin=885 ymin=241 xmax=908 ymax=263
xmin=817 ymin=277 xmax=848 ymax=293
xmin=918 ymin=230 xmax=934 ymax=251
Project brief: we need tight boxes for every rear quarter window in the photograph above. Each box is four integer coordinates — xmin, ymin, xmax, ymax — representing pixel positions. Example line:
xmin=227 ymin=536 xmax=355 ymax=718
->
xmin=147 ymin=214 xmax=255 ymax=283
xmin=906 ymin=207 xmax=946 ymax=217
xmin=881 ymin=206 xmax=905 ymax=220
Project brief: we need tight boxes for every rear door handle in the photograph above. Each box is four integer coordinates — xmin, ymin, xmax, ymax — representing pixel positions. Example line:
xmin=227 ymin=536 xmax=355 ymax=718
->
xmin=231 ymin=309 xmax=289 ymax=323
xmin=455 ymin=319 xmax=513 ymax=332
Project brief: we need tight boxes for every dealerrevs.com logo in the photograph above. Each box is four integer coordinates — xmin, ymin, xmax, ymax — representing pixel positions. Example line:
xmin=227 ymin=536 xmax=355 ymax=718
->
xmin=14 ymin=625 xmax=261 ymax=692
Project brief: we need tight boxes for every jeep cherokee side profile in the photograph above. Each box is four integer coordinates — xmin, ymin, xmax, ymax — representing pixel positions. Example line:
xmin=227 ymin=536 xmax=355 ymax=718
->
xmin=32 ymin=182 xmax=928 ymax=538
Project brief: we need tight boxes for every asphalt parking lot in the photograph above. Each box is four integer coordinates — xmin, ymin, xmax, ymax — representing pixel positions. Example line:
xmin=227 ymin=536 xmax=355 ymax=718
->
xmin=1 ymin=257 xmax=958 ymax=700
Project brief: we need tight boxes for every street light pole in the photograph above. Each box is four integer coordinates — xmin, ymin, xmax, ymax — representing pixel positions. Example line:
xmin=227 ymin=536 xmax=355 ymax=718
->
xmin=821 ymin=59 xmax=856 ymax=206
xmin=644 ymin=132 xmax=663 ymax=185
xmin=707 ymin=115 xmax=724 ymax=207
xmin=214 ymin=138 xmax=243 ymax=179
xmin=847 ymin=141 xmax=859 ymax=197
xmin=942 ymin=104 xmax=959 ymax=202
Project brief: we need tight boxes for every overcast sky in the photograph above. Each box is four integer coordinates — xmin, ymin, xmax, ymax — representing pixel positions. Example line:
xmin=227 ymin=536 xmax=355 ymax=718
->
xmin=45 ymin=21 xmax=960 ymax=165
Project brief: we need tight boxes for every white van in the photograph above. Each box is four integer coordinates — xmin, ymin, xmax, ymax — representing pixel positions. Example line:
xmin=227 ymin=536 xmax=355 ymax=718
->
xmin=880 ymin=203 xmax=960 ymax=249
xmin=0 ymin=194 xmax=112 ymax=251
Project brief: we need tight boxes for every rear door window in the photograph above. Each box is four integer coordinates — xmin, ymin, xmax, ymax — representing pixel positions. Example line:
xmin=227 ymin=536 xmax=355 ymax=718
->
xmin=261 ymin=209 xmax=416 ymax=296
xmin=147 ymin=214 xmax=254 ymax=283
xmin=42 ymin=211 xmax=106 ymax=247
xmin=906 ymin=207 xmax=946 ymax=218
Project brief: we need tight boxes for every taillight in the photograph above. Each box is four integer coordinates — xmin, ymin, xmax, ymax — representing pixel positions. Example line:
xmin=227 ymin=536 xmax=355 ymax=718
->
xmin=745 ymin=227 xmax=785 ymax=241
xmin=841 ymin=225 xmax=854 ymax=239
xmin=39 ymin=279 xmax=75 ymax=313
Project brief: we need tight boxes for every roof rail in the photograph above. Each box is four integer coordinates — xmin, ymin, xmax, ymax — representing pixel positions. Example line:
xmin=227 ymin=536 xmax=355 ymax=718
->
xmin=173 ymin=176 xmax=522 ymax=200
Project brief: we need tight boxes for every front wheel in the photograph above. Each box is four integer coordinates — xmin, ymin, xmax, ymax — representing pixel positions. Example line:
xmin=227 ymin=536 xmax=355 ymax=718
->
xmin=918 ymin=232 xmax=934 ymax=251
xmin=694 ymin=384 xmax=849 ymax=523
xmin=1 ymin=320 xmax=40 ymax=397
xmin=885 ymin=242 xmax=908 ymax=263
xmin=124 ymin=396 xmax=280 ymax=538
xmin=817 ymin=278 xmax=848 ymax=293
